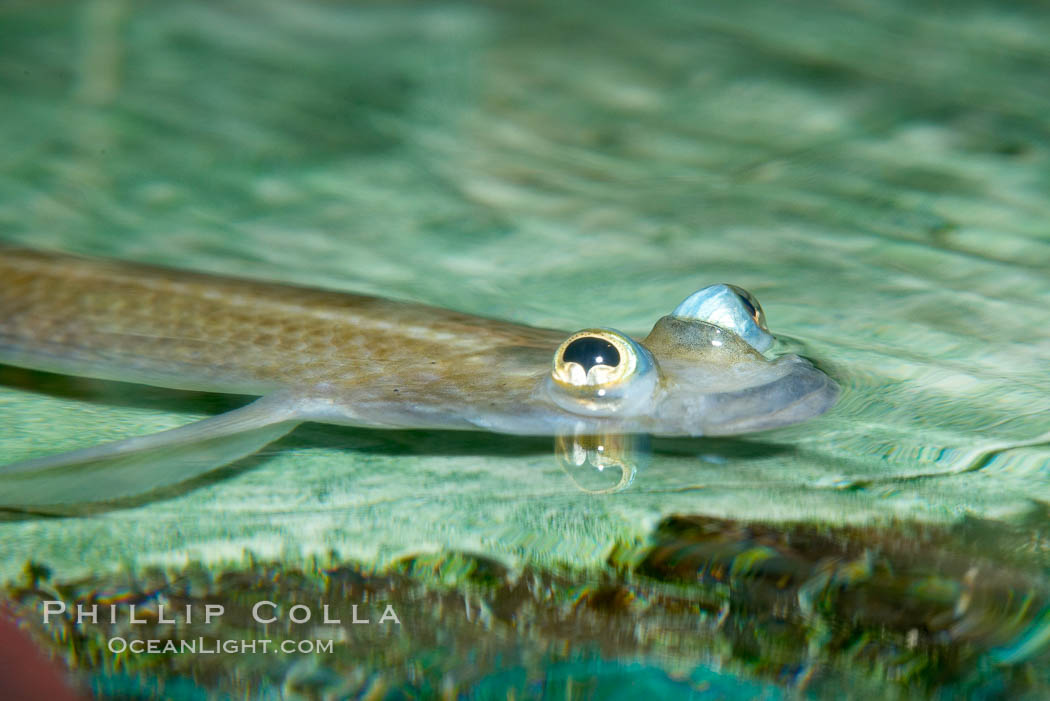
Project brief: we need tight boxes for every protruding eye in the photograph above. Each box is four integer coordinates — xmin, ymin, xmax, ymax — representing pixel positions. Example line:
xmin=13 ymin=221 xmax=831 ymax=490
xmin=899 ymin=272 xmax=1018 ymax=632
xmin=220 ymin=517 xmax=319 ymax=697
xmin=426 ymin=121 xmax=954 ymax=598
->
xmin=671 ymin=283 xmax=774 ymax=352
xmin=548 ymin=328 xmax=658 ymax=416
xmin=552 ymin=330 xmax=634 ymax=387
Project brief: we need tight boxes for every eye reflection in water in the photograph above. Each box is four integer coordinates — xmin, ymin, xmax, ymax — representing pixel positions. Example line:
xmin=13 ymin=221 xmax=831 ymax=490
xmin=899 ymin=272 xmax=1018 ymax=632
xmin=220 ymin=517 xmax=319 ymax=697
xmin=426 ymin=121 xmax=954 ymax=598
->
xmin=554 ymin=431 xmax=650 ymax=494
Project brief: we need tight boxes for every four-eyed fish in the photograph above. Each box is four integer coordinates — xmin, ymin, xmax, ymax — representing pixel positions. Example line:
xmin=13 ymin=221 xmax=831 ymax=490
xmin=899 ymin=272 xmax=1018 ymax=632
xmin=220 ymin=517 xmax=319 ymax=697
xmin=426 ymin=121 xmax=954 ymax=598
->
xmin=0 ymin=247 xmax=838 ymax=507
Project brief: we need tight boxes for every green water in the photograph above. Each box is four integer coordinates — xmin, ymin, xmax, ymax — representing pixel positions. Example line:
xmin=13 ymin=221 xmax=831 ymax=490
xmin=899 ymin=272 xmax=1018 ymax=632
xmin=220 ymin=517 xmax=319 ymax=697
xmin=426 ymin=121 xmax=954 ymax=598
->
xmin=1 ymin=0 xmax=1049 ymax=698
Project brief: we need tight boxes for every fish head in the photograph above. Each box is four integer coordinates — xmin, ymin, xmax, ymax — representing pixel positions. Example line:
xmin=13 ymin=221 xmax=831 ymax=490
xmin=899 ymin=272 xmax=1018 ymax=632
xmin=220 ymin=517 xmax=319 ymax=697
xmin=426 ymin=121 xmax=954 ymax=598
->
xmin=543 ymin=284 xmax=838 ymax=436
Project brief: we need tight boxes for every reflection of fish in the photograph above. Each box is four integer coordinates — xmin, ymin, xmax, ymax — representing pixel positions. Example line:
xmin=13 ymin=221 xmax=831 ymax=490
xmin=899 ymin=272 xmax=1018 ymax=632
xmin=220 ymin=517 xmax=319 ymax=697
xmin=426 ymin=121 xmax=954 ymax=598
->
xmin=0 ymin=247 xmax=837 ymax=506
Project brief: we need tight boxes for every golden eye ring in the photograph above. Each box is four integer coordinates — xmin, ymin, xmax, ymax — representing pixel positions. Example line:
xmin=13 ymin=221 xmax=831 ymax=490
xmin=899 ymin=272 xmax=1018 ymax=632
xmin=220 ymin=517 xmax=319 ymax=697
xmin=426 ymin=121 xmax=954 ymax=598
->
xmin=551 ymin=329 xmax=639 ymax=389
xmin=547 ymin=328 xmax=659 ymax=417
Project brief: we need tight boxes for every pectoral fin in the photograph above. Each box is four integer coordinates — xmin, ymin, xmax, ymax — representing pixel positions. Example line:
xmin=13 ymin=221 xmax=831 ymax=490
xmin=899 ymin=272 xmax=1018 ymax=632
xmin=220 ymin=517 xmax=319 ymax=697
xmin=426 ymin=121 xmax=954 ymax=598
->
xmin=0 ymin=394 xmax=302 ymax=508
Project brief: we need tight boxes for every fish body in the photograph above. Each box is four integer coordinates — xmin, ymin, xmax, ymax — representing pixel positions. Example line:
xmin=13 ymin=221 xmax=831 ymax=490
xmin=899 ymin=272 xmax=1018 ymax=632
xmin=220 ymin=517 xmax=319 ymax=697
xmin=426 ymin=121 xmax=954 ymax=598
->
xmin=0 ymin=246 xmax=838 ymax=506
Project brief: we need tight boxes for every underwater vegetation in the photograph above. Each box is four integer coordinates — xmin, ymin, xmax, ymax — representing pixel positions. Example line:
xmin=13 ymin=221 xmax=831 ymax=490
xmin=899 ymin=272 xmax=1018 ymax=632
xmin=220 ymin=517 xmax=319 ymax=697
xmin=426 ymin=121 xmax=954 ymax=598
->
xmin=8 ymin=512 xmax=1050 ymax=699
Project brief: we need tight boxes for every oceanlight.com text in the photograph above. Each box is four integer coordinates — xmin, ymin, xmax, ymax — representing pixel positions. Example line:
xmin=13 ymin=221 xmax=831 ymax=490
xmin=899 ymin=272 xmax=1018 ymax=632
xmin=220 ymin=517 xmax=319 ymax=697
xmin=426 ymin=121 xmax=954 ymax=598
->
xmin=107 ymin=637 xmax=336 ymax=655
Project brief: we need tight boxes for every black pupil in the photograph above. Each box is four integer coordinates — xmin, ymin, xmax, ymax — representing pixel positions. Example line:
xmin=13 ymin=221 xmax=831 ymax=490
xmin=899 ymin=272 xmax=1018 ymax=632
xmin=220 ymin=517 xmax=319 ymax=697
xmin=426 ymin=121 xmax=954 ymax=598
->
xmin=562 ymin=337 xmax=620 ymax=372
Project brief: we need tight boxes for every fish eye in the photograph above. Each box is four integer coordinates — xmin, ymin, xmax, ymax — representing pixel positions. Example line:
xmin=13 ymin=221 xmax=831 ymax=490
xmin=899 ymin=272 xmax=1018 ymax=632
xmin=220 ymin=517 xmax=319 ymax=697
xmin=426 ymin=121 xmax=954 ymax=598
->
xmin=671 ymin=284 xmax=774 ymax=352
xmin=724 ymin=284 xmax=766 ymax=329
xmin=548 ymin=328 xmax=658 ymax=416
xmin=552 ymin=330 xmax=633 ymax=387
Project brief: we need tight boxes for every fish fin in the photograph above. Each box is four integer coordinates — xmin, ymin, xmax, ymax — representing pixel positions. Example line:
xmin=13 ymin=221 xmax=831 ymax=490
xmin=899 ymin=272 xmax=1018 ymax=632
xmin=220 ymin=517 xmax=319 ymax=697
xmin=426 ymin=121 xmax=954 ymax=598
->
xmin=0 ymin=394 xmax=302 ymax=508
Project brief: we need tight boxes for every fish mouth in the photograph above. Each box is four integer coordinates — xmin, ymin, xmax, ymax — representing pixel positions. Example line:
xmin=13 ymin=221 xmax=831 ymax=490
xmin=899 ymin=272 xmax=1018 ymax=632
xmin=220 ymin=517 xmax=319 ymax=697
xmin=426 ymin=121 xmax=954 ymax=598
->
xmin=652 ymin=355 xmax=840 ymax=437
xmin=710 ymin=365 xmax=839 ymax=435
